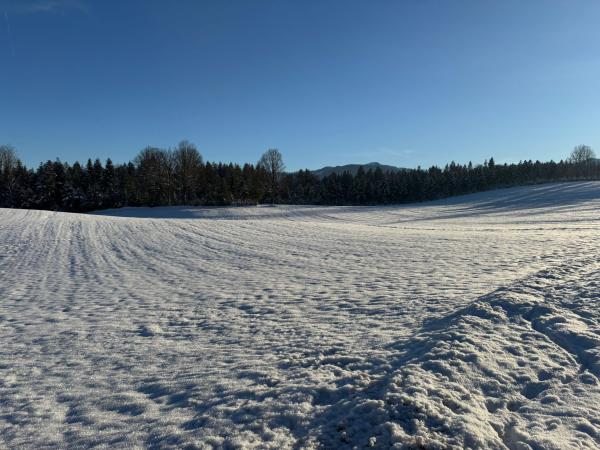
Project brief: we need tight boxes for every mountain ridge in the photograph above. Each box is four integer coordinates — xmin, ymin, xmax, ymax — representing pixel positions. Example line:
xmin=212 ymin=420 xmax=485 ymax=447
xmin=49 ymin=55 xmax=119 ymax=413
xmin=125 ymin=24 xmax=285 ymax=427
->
xmin=310 ymin=162 xmax=406 ymax=178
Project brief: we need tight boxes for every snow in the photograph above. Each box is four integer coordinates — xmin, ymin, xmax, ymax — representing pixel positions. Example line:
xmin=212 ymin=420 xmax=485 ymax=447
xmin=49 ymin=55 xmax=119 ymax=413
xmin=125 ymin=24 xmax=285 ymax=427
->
xmin=1 ymin=181 xmax=599 ymax=449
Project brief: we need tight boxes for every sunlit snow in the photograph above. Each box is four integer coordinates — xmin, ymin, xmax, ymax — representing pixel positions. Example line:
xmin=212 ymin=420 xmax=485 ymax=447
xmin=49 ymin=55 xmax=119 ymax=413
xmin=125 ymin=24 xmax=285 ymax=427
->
xmin=1 ymin=182 xmax=599 ymax=448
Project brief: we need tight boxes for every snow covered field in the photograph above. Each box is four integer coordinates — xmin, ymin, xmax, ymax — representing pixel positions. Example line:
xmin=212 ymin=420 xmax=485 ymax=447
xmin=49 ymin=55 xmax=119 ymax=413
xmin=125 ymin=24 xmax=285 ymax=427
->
xmin=1 ymin=182 xmax=599 ymax=449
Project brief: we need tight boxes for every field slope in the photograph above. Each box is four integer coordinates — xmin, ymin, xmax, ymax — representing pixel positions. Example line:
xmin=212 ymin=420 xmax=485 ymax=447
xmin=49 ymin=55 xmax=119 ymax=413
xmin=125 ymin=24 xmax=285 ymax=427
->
xmin=1 ymin=182 xmax=599 ymax=449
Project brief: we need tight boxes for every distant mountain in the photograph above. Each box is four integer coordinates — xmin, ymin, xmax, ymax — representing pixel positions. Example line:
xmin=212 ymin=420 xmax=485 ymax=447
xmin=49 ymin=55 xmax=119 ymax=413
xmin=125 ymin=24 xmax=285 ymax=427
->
xmin=311 ymin=162 xmax=406 ymax=178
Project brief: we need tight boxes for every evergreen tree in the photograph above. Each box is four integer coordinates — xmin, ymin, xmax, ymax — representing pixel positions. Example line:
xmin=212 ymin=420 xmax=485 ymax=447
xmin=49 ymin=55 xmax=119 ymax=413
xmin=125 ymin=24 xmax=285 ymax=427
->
xmin=2 ymin=142 xmax=599 ymax=212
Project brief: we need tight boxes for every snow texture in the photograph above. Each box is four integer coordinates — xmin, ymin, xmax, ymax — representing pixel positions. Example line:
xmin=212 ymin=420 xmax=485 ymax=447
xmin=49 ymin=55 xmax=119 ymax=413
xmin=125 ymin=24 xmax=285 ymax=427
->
xmin=1 ymin=182 xmax=599 ymax=449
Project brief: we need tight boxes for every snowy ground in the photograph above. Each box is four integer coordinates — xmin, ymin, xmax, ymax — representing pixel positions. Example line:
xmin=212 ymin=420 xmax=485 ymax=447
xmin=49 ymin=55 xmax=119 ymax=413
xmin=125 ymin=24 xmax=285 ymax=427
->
xmin=1 ymin=182 xmax=599 ymax=449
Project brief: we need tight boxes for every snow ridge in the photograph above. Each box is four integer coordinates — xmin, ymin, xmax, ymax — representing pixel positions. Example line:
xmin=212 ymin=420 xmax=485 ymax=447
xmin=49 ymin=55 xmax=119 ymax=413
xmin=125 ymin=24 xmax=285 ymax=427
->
xmin=315 ymin=257 xmax=600 ymax=449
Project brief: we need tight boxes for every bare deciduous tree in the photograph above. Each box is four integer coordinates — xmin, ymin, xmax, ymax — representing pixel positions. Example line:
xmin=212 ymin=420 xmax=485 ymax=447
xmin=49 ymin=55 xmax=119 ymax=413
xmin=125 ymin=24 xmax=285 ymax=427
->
xmin=173 ymin=140 xmax=203 ymax=204
xmin=569 ymin=145 xmax=596 ymax=164
xmin=258 ymin=148 xmax=285 ymax=203
xmin=0 ymin=145 xmax=18 ymax=173
xmin=0 ymin=145 xmax=20 ymax=205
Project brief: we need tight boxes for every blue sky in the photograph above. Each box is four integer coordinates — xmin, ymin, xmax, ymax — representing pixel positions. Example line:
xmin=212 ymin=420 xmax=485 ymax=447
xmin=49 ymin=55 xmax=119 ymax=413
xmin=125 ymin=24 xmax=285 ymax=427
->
xmin=1 ymin=0 xmax=600 ymax=170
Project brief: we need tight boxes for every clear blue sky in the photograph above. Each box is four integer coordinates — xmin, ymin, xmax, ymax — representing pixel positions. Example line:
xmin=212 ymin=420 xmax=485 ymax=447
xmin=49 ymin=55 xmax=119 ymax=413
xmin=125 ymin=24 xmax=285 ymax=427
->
xmin=1 ymin=0 xmax=600 ymax=170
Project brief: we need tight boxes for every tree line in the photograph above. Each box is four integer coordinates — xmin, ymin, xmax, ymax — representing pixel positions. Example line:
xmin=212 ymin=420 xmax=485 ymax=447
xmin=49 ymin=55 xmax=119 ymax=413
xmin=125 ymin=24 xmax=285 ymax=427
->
xmin=0 ymin=142 xmax=598 ymax=212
